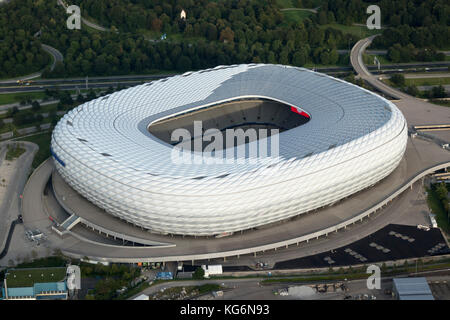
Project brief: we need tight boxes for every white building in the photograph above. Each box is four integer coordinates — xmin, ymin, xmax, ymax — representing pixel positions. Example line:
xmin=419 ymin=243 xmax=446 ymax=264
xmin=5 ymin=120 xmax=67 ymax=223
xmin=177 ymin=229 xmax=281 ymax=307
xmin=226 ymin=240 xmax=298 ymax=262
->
xmin=51 ymin=64 xmax=407 ymax=236
xmin=201 ymin=265 xmax=223 ymax=278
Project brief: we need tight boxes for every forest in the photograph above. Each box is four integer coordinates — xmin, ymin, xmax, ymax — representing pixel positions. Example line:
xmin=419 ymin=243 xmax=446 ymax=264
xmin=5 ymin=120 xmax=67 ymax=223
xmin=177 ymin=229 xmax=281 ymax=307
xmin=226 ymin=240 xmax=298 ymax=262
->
xmin=0 ymin=0 xmax=448 ymax=78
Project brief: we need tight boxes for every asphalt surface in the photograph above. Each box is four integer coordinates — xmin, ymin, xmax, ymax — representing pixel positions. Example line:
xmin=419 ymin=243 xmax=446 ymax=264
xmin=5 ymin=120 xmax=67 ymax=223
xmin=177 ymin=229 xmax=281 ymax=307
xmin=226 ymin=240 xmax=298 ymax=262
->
xmin=129 ymin=273 xmax=450 ymax=300
xmin=41 ymin=44 xmax=63 ymax=72
xmin=5 ymin=34 xmax=450 ymax=269
xmin=274 ymin=224 xmax=449 ymax=269
xmin=0 ymin=142 xmax=38 ymax=257
xmin=351 ymin=34 xmax=450 ymax=126
xmin=57 ymin=0 xmax=109 ymax=32
xmin=19 ymin=135 xmax=450 ymax=264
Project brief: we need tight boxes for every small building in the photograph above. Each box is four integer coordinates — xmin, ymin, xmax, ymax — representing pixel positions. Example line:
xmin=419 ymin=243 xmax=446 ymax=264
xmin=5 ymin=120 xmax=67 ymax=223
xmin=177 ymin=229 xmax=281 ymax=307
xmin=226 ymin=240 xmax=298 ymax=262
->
xmin=1 ymin=267 xmax=69 ymax=300
xmin=201 ymin=265 xmax=223 ymax=278
xmin=156 ymin=272 xmax=173 ymax=280
xmin=180 ymin=9 xmax=186 ymax=20
xmin=392 ymin=277 xmax=434 ymax=300
xmin=133 ymin=294 xmax=149 ymax=300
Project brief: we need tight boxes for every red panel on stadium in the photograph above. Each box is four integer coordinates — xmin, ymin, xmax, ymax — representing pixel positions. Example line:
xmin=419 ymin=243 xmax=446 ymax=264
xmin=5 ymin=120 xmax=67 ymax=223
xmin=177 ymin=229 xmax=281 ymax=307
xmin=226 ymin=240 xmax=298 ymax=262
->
xmin=291 ymin=106 xmax=310 ymax=118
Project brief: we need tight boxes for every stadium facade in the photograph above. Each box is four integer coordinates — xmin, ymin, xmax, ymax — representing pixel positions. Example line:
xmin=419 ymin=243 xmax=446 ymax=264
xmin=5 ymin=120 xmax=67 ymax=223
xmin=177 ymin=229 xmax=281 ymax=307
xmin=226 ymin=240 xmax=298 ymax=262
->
xmin=51 ymin=64 xmax=407 ymax=236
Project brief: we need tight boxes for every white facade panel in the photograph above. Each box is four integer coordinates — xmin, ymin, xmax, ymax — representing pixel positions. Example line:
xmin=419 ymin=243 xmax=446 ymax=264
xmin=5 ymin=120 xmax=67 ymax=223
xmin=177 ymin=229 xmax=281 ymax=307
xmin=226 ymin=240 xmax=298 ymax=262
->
xmin=51 ymin=64 xmax=407 ymax=236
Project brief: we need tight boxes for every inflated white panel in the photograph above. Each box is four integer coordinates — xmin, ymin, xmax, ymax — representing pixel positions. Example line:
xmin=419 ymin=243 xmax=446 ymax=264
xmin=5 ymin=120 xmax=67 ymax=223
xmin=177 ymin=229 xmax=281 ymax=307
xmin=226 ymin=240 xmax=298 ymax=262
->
xmin=51 ymin=64 xmax=407 ymax=236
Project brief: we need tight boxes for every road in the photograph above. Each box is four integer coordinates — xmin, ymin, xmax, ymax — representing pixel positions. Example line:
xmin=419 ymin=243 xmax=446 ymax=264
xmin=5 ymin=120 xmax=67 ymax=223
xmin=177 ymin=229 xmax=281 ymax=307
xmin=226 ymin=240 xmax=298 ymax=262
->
xmin=350 ymin=34 xmax=450 ymax=126
xmin=130 ymin=278 xmax=286 ymax=300
xmin=0 ymin=44 xmax=63 ymax=84
xmin=41 ymin=44 xmax=64 ymax=71
xmin=129 ymin=272 xmax=450 ymax=300
xmin=280 ymin=7 xmax=319 ymax=13
xmin=378 ymin=73 xmax=450 ymax=80
xmin=0 ymin=142 xmax=38 ymax=258
xmin=57 ymin=0 xmax=109 ymax=32
xmin=0 ymin=81 xmax=148 ymax=94
xmin=339 ymin=49 xmax=450 ymax=56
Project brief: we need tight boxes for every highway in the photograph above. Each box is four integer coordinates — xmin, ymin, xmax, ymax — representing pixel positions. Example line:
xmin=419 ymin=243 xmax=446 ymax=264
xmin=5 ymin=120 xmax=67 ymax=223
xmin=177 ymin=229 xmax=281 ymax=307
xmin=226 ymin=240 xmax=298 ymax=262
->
xmin=350 ymin=34 xmax=450 ymax=126
xmin=1 ymin=65 xmax=448 ymax=94
xmin=0 ymin=81 xmax=149 ymax=94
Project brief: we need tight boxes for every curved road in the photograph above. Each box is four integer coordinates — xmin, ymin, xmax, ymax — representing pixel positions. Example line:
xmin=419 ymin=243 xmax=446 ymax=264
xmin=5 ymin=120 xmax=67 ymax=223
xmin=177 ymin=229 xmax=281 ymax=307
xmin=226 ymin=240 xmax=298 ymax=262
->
xmin=0 ymin=45 xmax=63 ymax=84
xmin=350 ymin=35 xmax=450 ymax=125
xmin=57 ymin=0 xmax=109 ymax=32
xmin=41 ymin=44 xmax=64 ymax=72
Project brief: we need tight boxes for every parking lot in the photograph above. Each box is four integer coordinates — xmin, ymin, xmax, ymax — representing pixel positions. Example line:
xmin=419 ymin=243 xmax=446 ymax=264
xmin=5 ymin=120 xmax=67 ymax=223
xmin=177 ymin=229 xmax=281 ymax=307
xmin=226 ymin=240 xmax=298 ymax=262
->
xmin=272 ymin=224 xmax=449 ymax=269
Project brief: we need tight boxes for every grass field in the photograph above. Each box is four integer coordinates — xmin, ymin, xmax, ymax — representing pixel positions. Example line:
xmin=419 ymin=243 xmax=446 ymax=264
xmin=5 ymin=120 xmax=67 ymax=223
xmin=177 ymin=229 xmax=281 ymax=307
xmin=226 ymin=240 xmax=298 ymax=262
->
xmin=5 ymin=143 xmax=26 ymax=161
xmin=18 ymin=131 xmax=52 ymax=169
xmin=404 ymin=77 xmax=450 ymax=87
xmin=276 ymin=0 xmax=296 ymax=8
xmin=430 ymin=99 xmax=450 ymax=107
xmin=5 ymin=267 xmax=66 ymax=288
xmin=364 ymin=53 xmax=450 ymax=66
xmin=282 ymin=10 xmax=314 ymax=23
xmin=276 ymin=0 xmax=321 ymax=8
xmin=320 ymin=24 xmax=379 ymax=40
xmin=0 ymin=92 xmax=47 ymax=105
xmin=363 ymin=53 xmax=391 ymax=65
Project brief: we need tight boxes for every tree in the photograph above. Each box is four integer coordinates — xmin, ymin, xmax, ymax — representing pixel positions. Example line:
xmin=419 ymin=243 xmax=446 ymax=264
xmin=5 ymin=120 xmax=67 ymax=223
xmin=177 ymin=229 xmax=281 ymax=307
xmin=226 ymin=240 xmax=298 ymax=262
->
xmin=193 ymin=267 xmax=205 ymax=279
xmin=206 ymin=24 xmax=218 ymax=41
xmin=219 ymin=27 xmax=234 ymax=43
xmin=176 ymin=56 xmax=192 ymax=71
xmin=292 ymin=51 xmax=307 ymax=67
xmin=390 ymin=74 xmax=405 ymax=87
xmin=431 ymin=85 xmax=446 ymax=99
xmin=406 ymin=85 xmax=419 ymax=97
xmin=31 ymin=100 xmax=40 ymax=111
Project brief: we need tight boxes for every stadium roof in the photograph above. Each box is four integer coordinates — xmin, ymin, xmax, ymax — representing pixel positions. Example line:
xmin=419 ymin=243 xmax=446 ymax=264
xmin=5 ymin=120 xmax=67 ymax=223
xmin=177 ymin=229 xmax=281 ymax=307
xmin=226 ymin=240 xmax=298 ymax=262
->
xmin=51 ymin=64 xmax=407 ymax=236
xmin=53 ymin=64 xmax=401 ymax=180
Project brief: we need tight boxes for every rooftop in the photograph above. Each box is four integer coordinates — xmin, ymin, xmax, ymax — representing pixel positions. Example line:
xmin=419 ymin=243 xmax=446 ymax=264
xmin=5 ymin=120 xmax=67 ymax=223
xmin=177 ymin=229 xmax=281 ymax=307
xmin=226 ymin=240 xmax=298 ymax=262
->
xmin=5 ymin=267 xmax=67 ymax=288
xmin=393 ymin=277 xmax=434 ymax=300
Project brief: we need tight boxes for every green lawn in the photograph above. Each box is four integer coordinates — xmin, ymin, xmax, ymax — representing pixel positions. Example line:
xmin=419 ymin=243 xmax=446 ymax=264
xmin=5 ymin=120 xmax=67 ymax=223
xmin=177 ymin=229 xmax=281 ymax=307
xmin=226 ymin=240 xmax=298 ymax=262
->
xmin=363 ymin=53 xmax=390 ymax=65
xmin=405 ymin=77 xmax=450 ymax=87
xmin=429 ymin=99 xmax=450 ymax=107
xmin=276 ymin=0 xmax=321 ymax=8
xmin=364 ymin=53 xmax=450 ymax=66
xmin=282 ymin=10 xmax=314 ymax=23
xmin=320 ymin=24 xmax=379 ymax=40
xmin=0 ymin=92 xmax=47 ymax=106
xmin=5 ymin=143 xmax=26 ymax=161
xmin=17 ymin=131 xmax=52 ymax=169
xmin=5 ymin=267 xmax=66 ymax=288
xmin=382 ymin=77 xmax=450 ymax=88
xmin=276 ymin=0 xmax=296 ymax=8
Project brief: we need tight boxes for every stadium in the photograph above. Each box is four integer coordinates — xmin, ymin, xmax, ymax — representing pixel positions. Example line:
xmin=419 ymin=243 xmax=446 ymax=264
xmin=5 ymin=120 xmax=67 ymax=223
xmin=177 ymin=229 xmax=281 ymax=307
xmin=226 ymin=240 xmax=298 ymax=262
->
xmin=50 ymin=64 xmax=408 ymax=237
